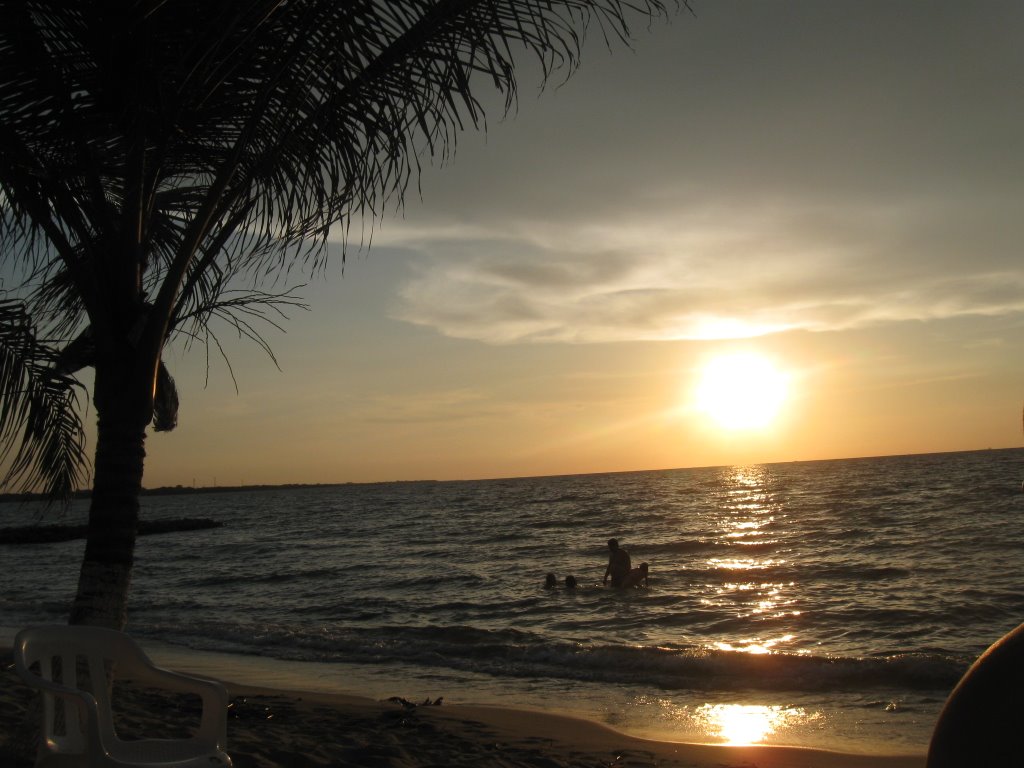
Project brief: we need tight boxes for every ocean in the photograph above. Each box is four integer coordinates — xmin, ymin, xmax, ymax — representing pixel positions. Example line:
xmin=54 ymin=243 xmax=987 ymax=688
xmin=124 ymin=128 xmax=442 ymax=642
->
xmin=3 ymin=448 xmax=1023 ymax=755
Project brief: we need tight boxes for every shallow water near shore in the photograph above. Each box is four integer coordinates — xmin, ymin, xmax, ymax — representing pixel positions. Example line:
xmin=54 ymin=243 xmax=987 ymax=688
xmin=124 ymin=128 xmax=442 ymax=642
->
xmin=4 ymin=448 xmax=1023 ymax=755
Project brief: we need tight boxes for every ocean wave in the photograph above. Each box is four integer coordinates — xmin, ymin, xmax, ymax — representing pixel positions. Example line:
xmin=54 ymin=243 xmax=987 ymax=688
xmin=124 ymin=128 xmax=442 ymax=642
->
xmin=188 ymin=565 xmax=343 ymax=587
xmin=642 ymin=540 xmax=738 ymax=554
xmin=139 ymin=620 xmax=968 ymax=696
xmin=662 ymin=562 xmax=913 ymax=584
xmin=524 ymin=519 xmax=576 ymax=530
xmin=806 ymin=565 xmax=913 ymax=581
xmin=522 ymin=494 xmax=586 ymax=506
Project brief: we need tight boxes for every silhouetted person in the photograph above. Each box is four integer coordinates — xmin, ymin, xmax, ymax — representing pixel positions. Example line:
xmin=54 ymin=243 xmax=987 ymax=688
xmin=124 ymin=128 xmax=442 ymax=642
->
xmin=603 ymin=538 xmax=631 ymax=587
xmin=928 ymin=622 xmax=1024 ymax=767
xmin=564 ymin=575 xmax=578 ymax=589
xmin=544 ymin=572 xmax=557 ymax=589
xmin=621 ymin=562 xmax=649 ymax=588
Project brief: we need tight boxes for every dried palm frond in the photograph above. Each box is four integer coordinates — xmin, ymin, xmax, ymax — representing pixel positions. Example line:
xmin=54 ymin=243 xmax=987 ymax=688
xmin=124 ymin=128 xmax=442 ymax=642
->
xmin=152 ymin=361 xmax=178 ymax=432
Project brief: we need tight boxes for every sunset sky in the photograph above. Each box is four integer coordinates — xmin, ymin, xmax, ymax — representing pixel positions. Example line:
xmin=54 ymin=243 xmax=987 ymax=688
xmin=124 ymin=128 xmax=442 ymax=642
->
xmin=145 ymin=0 xmax=1023 ymax=488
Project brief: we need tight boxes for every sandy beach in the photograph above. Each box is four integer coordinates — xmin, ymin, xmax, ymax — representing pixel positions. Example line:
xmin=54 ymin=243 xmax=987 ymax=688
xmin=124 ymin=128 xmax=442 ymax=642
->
xmin=1 ymin=648 xmax=925 ymax=768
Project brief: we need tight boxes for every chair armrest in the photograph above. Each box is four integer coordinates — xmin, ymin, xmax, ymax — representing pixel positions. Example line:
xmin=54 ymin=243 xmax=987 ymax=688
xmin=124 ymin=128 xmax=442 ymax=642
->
xmin=13 ymin=667 xmax=111 ymax=756
xmin=127 ymin=664 xmax=230 ymax=748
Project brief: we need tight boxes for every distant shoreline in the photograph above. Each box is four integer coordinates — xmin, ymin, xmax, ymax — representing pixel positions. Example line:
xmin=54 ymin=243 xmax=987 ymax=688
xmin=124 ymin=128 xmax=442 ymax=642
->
xmin=0 ymin=478 xmax=440 ymax=504
xmin=2 ymin=445 xmax=1019 ymax=504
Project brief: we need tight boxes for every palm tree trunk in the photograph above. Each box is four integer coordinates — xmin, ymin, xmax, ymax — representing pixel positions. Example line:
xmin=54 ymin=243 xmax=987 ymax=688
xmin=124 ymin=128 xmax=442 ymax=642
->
xmin=69 ymin=359 xmax=152 ymax=630
xmin=13 ymin=361 xmax=150 ymax=762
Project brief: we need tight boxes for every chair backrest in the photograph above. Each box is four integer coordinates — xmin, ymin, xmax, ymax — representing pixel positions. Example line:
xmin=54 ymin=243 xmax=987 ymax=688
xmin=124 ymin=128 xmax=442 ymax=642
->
xmin=14 ymin=625 xmax=152 ymax=754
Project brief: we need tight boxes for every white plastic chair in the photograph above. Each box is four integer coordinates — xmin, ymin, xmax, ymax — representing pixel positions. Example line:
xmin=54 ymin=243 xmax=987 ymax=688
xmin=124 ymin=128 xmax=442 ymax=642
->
xmin=13 ymin=625 xmax=232 ymax=767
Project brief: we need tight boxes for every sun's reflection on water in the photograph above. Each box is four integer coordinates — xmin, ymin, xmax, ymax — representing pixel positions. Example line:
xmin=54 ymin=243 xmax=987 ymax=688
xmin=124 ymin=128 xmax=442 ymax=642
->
xmin=697 ymin=703 xmax=812 ymax=745
xmin=635 ymin=469 xmax=819 ymax=747
xmin=629 ymin=697 xmax=821 ymax=747
xmin=708 ymin=557 xmax=782 ymax=570
xmin=698 ymin=465 xmax=806 ymax=653
xmin=714 ymin=634 xmax=800 ymax=655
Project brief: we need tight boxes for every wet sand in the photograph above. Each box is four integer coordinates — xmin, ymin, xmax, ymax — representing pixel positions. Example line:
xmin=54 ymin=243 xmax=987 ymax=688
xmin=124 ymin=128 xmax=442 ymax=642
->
xmin=1 ymin=650 xmax=924 ymax=768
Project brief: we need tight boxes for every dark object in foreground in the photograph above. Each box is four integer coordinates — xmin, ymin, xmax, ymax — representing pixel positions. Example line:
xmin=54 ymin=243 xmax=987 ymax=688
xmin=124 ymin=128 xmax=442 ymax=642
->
xmin=386 ymin=696 xmax=444 ymax=709
xmin=927 ymin=621 xmax=1024 ymax=767
xmin=13 ymin=625 xmax=232 ymax=766
xmin=0 ymin=518 xmax=222 ymax=544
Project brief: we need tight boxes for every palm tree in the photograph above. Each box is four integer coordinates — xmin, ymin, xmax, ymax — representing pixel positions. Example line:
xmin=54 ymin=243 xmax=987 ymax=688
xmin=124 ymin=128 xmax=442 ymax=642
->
xmin=0 ymin=0 xmax=673 ymax=630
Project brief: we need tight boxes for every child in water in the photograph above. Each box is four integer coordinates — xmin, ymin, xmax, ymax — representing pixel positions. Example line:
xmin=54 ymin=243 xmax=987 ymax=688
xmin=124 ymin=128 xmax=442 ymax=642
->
xmin=545 ymin=573 xmax=580 ymax=589
xmin=621 ymin=562 xmax=649 ymax=588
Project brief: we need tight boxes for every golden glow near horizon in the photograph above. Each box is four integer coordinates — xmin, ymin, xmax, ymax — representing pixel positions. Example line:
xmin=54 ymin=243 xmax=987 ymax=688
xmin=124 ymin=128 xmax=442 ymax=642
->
xmin=694 ymin=353 xmax=789 ymax=431
xmin=116 ymin=3 xmax=1022 ymax=490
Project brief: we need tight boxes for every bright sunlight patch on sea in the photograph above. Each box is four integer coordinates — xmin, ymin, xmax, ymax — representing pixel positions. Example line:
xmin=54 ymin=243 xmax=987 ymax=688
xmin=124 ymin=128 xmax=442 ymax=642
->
xmin=697 ymin=703 xmax=814 ymax=746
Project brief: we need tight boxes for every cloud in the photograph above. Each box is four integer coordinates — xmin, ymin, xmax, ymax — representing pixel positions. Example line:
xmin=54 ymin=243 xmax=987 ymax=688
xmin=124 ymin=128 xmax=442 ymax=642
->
xmin=363 ymin=1 xmax=1024 ymax=346
xmin=382 ymin=193 xmax=1024 ymax=344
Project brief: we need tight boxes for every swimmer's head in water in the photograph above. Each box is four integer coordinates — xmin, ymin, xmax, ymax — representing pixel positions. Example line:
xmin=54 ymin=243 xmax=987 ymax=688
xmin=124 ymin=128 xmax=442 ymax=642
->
xmin=545 ymin=572 xmax=557 ymax=589
xmin=607 ymin=538 xmax=619 ymax=550
xmin=565 ymin=575 xmax=577 ymax=588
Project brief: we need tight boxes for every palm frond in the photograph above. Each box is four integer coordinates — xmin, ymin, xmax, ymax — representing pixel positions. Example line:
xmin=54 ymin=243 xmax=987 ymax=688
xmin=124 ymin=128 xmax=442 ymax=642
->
xmin=2 ymin=1 xmax=675 ymax=340
xmin=0 ymin=298 xmax=88 ymax=502
xmin=176 ymin=284 xmax=310 ymax=390
xmin=0 ymin=1 xmax=674 ymax=492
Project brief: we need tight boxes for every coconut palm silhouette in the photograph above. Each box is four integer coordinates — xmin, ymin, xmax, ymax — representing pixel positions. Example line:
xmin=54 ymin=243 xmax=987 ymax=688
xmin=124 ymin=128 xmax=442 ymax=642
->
xmin=0 ymin=1 xmax=675 ymax=629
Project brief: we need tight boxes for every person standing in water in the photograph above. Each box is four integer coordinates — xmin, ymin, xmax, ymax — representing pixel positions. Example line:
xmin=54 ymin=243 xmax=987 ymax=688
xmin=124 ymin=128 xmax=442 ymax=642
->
xmin=603 ymin=538 xmax=632 ymax=587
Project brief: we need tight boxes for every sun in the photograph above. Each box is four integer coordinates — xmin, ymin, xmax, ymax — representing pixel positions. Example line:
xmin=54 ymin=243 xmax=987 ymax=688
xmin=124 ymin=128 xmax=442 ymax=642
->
xmin=694 ymin=353 xmax=789 ymax=431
